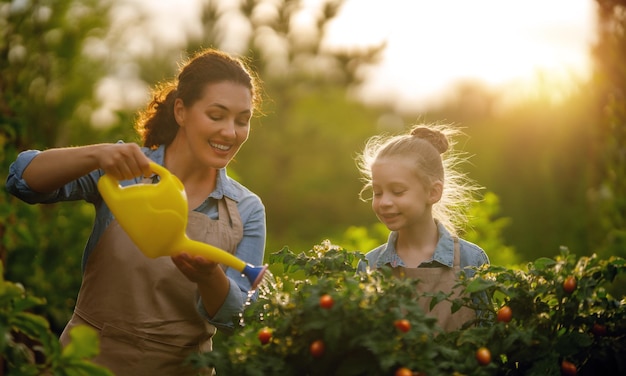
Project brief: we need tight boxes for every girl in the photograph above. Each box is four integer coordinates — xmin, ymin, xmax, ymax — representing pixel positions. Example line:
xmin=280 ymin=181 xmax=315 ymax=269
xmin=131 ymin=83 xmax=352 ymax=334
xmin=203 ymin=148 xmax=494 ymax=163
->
xmin=355 ymin=124 xmax=488 ymax=331
xmin=6 ymin=48 xmax=266 ymax=375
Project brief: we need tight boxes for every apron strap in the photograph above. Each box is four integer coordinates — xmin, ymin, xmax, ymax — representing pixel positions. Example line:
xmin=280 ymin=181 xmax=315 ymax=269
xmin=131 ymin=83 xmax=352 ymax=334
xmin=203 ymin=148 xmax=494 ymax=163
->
xmin=453 ymin=236 xmax=460 ymax=268
xmin=218 ymin=198 xmax=242 ymax=231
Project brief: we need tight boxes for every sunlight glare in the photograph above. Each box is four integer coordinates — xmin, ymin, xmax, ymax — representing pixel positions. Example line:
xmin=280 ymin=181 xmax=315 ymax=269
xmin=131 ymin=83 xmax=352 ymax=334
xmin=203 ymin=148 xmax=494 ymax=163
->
xmin=323 ymin=0 xmax=596 ymax=111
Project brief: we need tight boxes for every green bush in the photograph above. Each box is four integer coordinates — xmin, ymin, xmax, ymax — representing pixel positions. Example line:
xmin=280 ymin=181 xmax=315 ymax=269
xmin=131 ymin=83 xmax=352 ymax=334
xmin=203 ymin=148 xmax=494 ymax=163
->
xmin=191 ymin=242 xmax=626 ymax=376
xmin=0 ymin=264 xmax=112 ymax=376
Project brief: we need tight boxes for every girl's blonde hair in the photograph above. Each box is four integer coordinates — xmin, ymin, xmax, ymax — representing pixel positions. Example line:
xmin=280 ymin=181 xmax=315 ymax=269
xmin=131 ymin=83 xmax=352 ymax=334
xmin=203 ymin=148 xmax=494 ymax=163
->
xmin=355 ymin=123 xmax=481 ymax=236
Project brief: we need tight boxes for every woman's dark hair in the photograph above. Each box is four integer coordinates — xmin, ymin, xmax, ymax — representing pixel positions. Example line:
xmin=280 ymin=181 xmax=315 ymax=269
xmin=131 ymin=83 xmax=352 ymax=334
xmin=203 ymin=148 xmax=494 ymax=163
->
xmin=135 ymin=48 xmax=261 ymax=148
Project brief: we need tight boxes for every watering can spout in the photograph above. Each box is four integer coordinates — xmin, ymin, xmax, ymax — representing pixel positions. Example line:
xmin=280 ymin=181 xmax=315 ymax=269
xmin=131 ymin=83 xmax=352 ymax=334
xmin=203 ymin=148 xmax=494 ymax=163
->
xmin=243 ymin=264 xmax=269 ymax=290
xmin=97 ymin=162 xmax=267 ymax=291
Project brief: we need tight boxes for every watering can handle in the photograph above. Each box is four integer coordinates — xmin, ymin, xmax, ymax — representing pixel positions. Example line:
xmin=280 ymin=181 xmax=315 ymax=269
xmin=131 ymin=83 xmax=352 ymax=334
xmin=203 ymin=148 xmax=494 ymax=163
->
xmin=98 ymin=162 xmax=173 ymax=190
xmin=147 ymin=162 xmax=170 ymax=180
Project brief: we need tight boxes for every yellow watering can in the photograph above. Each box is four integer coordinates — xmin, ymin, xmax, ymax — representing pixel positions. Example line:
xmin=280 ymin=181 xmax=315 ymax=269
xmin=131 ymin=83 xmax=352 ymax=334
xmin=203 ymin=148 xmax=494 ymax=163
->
xmin=97 ymin=162 xmax=267 ymax=290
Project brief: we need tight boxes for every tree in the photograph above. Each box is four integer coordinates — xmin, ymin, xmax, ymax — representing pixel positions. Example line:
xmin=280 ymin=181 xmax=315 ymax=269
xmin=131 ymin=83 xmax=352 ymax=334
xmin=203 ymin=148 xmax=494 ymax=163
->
xmin=589 ymin=0 xmax=626 ymax=259
xmin=1 ymin=0 xmax=114 ymax=332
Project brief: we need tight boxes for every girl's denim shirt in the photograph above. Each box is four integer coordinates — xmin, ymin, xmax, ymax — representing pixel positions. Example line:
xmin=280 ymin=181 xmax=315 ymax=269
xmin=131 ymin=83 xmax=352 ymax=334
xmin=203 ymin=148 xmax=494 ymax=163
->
xmin=356 ymin=221 xmax=489 ymax=277
xmin=6 ymin=144 xmax=266 ymax=332
xmin=356 ymin=222 xmax=491 ymax=322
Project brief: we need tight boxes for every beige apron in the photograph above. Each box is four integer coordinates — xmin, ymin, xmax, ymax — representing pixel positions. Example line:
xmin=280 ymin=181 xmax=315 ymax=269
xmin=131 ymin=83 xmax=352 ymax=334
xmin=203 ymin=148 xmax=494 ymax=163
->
xmin=60 ymin=197 xmax=243 ymax=376
xmin=391 ymin=238 xmax=475 ymax=332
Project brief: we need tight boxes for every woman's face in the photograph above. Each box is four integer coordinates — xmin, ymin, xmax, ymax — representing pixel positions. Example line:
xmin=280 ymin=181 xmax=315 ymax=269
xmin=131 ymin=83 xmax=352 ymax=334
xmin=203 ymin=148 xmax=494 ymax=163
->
xmin=174 ymin=81 xmax=252 ymax=169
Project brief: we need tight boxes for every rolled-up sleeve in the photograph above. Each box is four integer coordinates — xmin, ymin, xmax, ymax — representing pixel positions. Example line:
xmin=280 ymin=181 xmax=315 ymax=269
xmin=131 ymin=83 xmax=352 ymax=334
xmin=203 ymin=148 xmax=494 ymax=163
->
xmin=6 ymin=150 xmax=101 ymax=204
xmin=196 ymin=280 xmax=245 ymax=333
xmin=5 ymin=150 xmax=49 ymax=204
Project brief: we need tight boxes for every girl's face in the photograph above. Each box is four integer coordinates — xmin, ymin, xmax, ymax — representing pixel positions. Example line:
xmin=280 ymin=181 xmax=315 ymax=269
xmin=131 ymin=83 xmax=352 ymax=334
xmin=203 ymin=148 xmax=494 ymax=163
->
xmin=371 ymin=157 xmax=440 ymax=232
xmin=174 ymin=81 xmax=252 ymax=169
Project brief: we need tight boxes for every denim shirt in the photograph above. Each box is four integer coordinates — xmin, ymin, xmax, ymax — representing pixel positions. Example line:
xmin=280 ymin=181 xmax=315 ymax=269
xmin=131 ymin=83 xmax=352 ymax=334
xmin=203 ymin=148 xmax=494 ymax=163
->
xmin=356 ymin=221 xmax=489 ymax=278
xmin=6 ymin=144 xmax=266 ymax=332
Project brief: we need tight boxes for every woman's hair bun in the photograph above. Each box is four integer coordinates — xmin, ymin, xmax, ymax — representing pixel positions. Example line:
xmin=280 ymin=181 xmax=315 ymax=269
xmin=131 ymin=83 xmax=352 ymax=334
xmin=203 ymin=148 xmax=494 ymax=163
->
xmin=410 ymin=126 xmax=449 ymax=154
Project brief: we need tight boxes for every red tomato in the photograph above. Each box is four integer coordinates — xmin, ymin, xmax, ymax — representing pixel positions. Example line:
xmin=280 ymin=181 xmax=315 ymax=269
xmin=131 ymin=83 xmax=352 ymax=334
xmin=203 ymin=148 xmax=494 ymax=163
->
xmin=496 ymin=306 xmax=513 ymax=323
xmin=310 ymin=339 xmax=325 ymax=358
xmin=563 ymin=276 xmax=577 ymax=294
xmin=476 ymin=347 xmax=491 ymax=366
xmin=561 ymin=360 xmax=577 ymax=376
xmin=394 ymin=319 xmax=411 ymax=333
xmin=592 ymin=323 xmax=607 ymax=337
xmin=395 ymin=367 xmax=413 ymax=376
xmin=319 ymin=294 xmax=334 ymax=309
xmin=257 ymin=327 xmax=272 ymax=345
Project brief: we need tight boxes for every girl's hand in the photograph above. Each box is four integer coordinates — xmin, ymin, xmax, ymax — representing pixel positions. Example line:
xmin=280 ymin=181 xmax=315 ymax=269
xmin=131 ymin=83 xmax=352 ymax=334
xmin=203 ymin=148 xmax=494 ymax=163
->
xmin=171 ymin=252 xmax=221 ymax=284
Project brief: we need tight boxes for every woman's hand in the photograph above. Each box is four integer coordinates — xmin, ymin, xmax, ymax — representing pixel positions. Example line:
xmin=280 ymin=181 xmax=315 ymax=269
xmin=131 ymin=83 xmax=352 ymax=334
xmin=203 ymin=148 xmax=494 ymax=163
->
xmin=171 ymin=252 xmax=221 ymax=284
xmin=96 ymin=143 xmax=153 ymax=181
xmin=172 ymin=252 xmax=230 ymax=316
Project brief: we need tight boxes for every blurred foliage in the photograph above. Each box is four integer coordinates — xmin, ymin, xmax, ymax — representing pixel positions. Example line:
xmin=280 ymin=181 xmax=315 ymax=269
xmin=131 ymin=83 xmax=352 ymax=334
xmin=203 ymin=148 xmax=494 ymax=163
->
xmin=0 ymin=0 xmax=113 ymax=150
xmin=0 ymin=0 xmax=115 ymax=333
xmin=423 ymin=81 xmax=597 ymax=261
xmin=0 ymin=263 xmax=112 ymax=375
xmin=336 ymin=222 xmax=390 ymax=259
xmin=463 ymin=192 xmax=520 ymax=268
xmin=1 ymin=196 xmax=94 ymax=333
xmin=237 ymin=88 xmax=383 ymax=253
xmin=191 ymin=242 xmax=626 ymax=375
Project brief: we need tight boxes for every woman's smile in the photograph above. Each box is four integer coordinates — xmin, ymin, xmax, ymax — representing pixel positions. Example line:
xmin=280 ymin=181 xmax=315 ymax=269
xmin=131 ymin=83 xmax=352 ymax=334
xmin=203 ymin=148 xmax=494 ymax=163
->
xmin=209 ymin=141 xmax=232 ymax=152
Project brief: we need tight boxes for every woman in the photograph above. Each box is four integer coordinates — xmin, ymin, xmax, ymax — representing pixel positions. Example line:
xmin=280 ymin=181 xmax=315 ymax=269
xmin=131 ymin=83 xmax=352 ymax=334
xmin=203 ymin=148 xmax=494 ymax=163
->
xmin=6 ymin=48 xmax=266 ymax=375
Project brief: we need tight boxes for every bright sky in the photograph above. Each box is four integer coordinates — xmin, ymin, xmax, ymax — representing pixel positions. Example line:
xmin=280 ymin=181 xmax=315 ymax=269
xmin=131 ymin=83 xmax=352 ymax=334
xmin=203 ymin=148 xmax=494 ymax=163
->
xmin=114 ymin=0 xmax=596 ymax=114
xmin=322 ymin=0 xmax=597 ymax=111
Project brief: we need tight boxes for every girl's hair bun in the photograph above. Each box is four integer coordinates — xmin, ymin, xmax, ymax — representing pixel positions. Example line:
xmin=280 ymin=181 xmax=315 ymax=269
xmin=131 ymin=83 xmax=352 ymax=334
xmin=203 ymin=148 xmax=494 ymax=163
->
xmin=410 ymin=126 xmax=449 ymax=154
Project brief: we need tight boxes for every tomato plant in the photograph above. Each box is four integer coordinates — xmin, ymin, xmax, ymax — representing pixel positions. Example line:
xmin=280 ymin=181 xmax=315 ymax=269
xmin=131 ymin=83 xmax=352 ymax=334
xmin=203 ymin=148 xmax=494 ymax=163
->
xmin=496 ymin=305 xmax=512 ymax=323
xmin=476 ymin=347 xmax=491 ymax=366
xmin=319 ymin=294 xmax=334 ymax=309
xmin=309 ymin=339 xmax=325 ymax=358
xmin=561 ymin=360 xmax=577 ymax=376
xmin=257 ymin=327 xmax=272 ymax=345
xmin=563 ymin=276 xmax=577 ymax=294
xmin=394 ymin=319 xmax=411 ymax=333
xmin=192 ymin=243 xmax=626 ymax=376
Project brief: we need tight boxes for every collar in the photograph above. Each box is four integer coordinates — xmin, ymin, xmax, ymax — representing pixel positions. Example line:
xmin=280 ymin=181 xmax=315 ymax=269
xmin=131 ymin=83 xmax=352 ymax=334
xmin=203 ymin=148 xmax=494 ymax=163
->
xmin=373 ymin=221 xmax=455 ymax=269
xmin=145 ymin=145 xmax=242 ymax=202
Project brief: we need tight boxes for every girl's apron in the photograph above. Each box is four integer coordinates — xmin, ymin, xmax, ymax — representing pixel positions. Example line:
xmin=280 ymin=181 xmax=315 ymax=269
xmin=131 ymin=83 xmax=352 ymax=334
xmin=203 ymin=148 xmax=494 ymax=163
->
xmin=60 ymin=198 xmax=243 ymax=376
xmin=390 ymin=238 xmax=475 ymax=332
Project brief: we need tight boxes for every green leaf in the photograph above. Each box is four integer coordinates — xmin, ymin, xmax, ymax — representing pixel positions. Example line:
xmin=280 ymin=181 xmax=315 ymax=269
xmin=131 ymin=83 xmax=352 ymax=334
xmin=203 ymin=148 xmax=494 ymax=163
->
xmin=12 ymin=312 xmax=51 ymax=340
xmin=533 ymin=257 xmax=556 ymax=271
xmin=61 ymin=325 xmax=101 ymax=359
xmin=465 ymin=278 xmax=495 ymax=293
xmin=428 ymin=291 xmax=449 ymax=310
xmin=451 ymin=300 xmax=464 ymax=314
xmin=12 ymin=295 xmax=46 ymax=313
xmin=555 ymin=331 xmax=593 ymax=356
xmin=60 ymin=362 xmax=114 ymax=376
